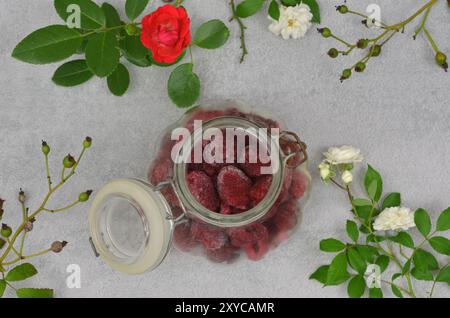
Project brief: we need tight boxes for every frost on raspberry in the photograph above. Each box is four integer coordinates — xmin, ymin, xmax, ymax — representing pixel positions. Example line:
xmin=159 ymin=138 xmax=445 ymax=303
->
xmin=185 ymin=109 xmax=226 ymax=132
xmin=249 ymin=175 xmax=272 ymax=206
xmin=173 ymin=222 xmax=197 ymax=252
xmin=239 ymin=146 xmax=271 ymax=177
xmin=217 ymin=166 xmax=252 ymax=209
xmin=187 ymin=171 xmax=220 ymax=212
xmin=290 ymin=170 xmax=309 ymax=199
xmin=206 ymin=244 xmax=239 ymax=263
xmin=274 ymin=199 xmax=298 ymax=232
xmin=244 ymin=238 xmax=269 ymax=261
xmin=190 ymin=222 xmax=228 ymax=250
xmin=227 ymin=223 xmax=269 ymax=248
xmin=149 ymin=157 xmax=173 ymax=185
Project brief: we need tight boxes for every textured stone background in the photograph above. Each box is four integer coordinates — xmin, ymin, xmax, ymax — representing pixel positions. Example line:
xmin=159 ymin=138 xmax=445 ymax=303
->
xmin=0 ymin=0 xmax=449 ymax=297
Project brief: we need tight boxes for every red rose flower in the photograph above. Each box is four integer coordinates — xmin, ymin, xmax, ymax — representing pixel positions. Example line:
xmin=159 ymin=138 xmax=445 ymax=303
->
xmin=140 ymin=4 xmax=191 ymax=64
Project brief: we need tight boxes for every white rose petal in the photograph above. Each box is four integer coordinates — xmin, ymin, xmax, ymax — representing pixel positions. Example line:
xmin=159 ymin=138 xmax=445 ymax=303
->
xmin=341 ymin=170 xmax=353 ymax=184
xmin=268 ymin=4 xmax=313 ymax=40
xmin=324 ymin=146 xmax=364 ymax=165
xmin=373 ymin=207 xmax=416 ymax=231
xmin=318 ymin=161 xmax=331 ymax=180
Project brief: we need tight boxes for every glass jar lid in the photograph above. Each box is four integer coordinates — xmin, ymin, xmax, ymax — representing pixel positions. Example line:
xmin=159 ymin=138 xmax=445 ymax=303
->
xmin=88 ymin=179 xmax=174 ymax=274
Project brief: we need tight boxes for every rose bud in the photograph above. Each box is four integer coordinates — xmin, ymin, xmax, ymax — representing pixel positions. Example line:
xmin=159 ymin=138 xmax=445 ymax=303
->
xmin=327 ymin=48 xmax=339 ymax=58
xmin=83 ymin=136 xmax=92 ymax=149
xmin=18 ymin=189 xmax=26 ymax=204
xmin=340 ymin=69 xmax=352 ymax=82
xmin=63 ymin=154 xmax=76 ymax=168
xmin=24 ymin=221 xmax=33 ymax=232
xmin=336 ymin=5 xmax=348 ymax=14
xmin=79 ymin=190 xmax=93 ymax=202
xmin=42 ymin=141 xmax=50 ymax=155
xmin=435 ymin=52 xmax=448 ymax=71
xmin=371 ymin=45 xmax=381 ymax=57
xmin=317 ymin=27 xmax=331 ymax=38
xmin=355 ymin=62 xmax=366 ymax=72
xmin=51 ymin=241 xmax=68 ymax=253
xmin=357 ymin=39 xmax=369 ymax=49
xmin=1 ymin=224 xmax=12 ymax=238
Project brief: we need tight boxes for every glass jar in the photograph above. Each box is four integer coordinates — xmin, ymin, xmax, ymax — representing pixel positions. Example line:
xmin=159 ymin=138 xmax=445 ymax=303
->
xmin=88 ymin=101 xmax=311 ymax=274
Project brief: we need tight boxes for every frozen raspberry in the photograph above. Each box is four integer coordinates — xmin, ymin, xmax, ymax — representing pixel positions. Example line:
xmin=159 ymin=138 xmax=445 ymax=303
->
xmin=274 ymin=200 xmax=298 ymax=232
xmin=190 ymin=222 xmax=228 ymax=250
xmin=173 ymin=222 xmax=196 ymax=252
xmin=244 ymin=239 xmax=269 ymax=261
xmin=266 ymin=222 xmax=289 ymax=246
xmin=161 ymin=187 xmax=180 ymax=208
xmin=187 ymin=171 xmax=219 ymax=212
xmin=290 ymin=171 xmax=308 ymax=199
xmin=239 ymin=146 xmax=271 ymax=177
xmin=227 ymin=223 xmax=269 ymax=247
xmin=220 ymin=203 xmax=233 ymax=215
xmin=275 ymin=168 xmax=293 ymax=206
xmin=250 ymin=175 xmax=272 ymax=206
xmin=217 ymin=166 xmax=252 ymax=209
xmin=149 ymin=158 xmax=173 ymax=185
xmin=206 ymin=245 xmax=239 ymax=263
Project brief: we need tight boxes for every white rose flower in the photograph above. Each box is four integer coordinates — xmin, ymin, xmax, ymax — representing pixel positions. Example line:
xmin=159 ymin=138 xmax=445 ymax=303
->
xmin=324 ymin=146 xmax=364 ymax=165
xmin=318 ymin=161 xmax=331 ymax=180
xmin=341 ymin=170 xmax=353 ymax=184
xmin=373 ymin=207 xmax=416 ymax=231
xmin=268 ymin=4 xmax=313 ymax=40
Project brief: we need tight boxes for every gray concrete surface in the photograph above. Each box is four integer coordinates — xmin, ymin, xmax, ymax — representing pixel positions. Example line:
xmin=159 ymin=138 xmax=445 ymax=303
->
xmin=0 ymin=0 xmax=449 ymax=297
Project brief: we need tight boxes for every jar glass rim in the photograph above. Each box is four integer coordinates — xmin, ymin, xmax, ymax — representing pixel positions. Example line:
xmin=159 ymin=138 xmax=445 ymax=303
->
xmin=173 ymin=116 xmax=285 ymax=227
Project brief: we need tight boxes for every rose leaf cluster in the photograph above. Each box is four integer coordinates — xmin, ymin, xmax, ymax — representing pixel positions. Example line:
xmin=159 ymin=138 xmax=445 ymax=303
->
xmin=12 ymin=0 xmax=230 ymax=108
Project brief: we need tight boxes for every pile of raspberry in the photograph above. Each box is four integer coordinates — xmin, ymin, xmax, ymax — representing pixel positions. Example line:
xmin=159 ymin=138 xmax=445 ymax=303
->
xmin=149 ymin=107 xmax=309 ymax=263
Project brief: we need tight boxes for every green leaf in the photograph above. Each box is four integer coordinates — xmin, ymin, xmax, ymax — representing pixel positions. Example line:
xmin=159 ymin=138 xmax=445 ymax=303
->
xmin=168 ymin=63 xmax=200 ymax=108
xmin=125 ymin=0 xmax=150 ymax=21
xmin=120 ymin=35 xmax=151 ymax=67
xmin=326 ymin=252 xmax=350 ymax=285
xmin=381 ymin=193 xmax=401 ymax=210
xmin=346 ymin=220 xmax=359 ymax=242
xmin=375 ymin=255 xmax=390 ymax=273
xmin=12 ymin=25 xmax=83 ymax=64
xmin=388 ymin=232 xmax=414 ymax=249
xmin=392 ymin=273 xmax=401 ymax=281
xmin=281 ymin=0 xmax=297 ymax=5
xmin=5 ymin=263 xmax=38 ymax=282
xmin=402 ymin=259 xmax=411 ymax=275
xmin=102 ymin=3 xmax=123 ymax=34
xmin=413 ymin=248 xmax=439 ymax=271
xmin=52 ymin=59 xmax=93 ymax=86
xmin=352 ymin=198 xmax=372 ymax=207
xmin=356 ymin=245 xmax=379 ymax=263
xmin=347 ymin=248 xmax=366 ymax=274
xmin=54 ymin=0 xmax=105 ymax=30
xmin=107 ymin=63 xmax=130 ymax=96
xmin=347 ymin=275 xmax=365 ymax=298
xmin=309 ymin=265 xmax=329 ymax=285
xmin=411 ymin=267 xmax=433 ymax=281
xmin=0 ymin=280 xmax=6 ymax=298
xmin=85 ymin=32 xmax=120 ymax=77
xmin=16 ymin=288 xmax=54 ymax=298
xmin=301 ymin=0 xmax=321 ymax=23
xmin=436 ymin=207 xmax=450 ymax=231
xmin=149 ymin=50 xmax=186 ymax=67
xmin=366 ymin=234 xmax=386 ymax=244
xmin=319 ymin=238 xmax=346 ymax=252
xmin=364 ymin=165 xmax=383 ymax=202
xmin=436 ymin=266 xmax=450 ymax=284
xmin=429 ymin=236 xmax=450 ymax=255
xmin=414 ymin=209 xmax=431 ymax=237
xmin=194 ymin=20 xmax=230 ymax=49
xmin=391 ymin=284 xmax=403 ymax=298
xmin=268 ymin=0 xmax=280 ymax=20
xmin=369 ymin=287 xmax=383 ymax=298
xmin=236 ymin=0 xmax=264 ymax=18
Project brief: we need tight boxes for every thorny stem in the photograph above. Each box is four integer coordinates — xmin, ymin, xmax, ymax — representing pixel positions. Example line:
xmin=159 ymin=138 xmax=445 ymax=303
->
xmin=43 ymin=199 xmax=81 ymax=213
xmin=0 ymin=147 xmax=87 ymax=265
xmin=230 ymin=0 xmax=248 ymax=63
xmin=45 ymin=153 xmax=52 ymax=191
xmin=414 ymin=7 xmax=432 ymax=39
xmin=423 ymin=27 xmax=439 ymax=53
